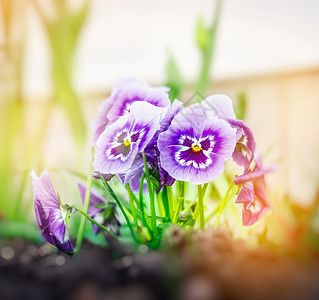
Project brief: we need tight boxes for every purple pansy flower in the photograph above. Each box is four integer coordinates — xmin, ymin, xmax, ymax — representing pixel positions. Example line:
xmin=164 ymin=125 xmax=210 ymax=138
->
xmin=234 ymin=156 xmax=275 ymax=226
xmin=118 ymin=100 xmax=184 ymax=192
xmin=93 ymin=101 xmax=165 ymax=175
xmin=203 ymin=95 xmax=256 ymax=171
xmin=31 ymin=170 xmax=73 ymax=252
xmin=157 ymin=103 xmax=237 ymax=185
xmin=77 ymin=183 xmax=120 ymax=240
xmin=91 ymin=77 xmax=170 ymax=145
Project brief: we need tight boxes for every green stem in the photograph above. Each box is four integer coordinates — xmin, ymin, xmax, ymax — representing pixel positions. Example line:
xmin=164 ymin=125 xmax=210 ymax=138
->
xmin=191 ymin=183 xmax=209 ymax=229
xmin=126 ymin=183 xmax=138 ymax=228
xmin=173 ymin=181 xmax=184 ymax=223
xmin=99 ymin=173 xmax=136 ymax=240
xmin=161 ymin=187 xmax=170 ymax=219
xmin=138 ymin=174 xmax=152 ymax=232
xmin=75 ymin=147 xmax=94 ymax=253
xmin=214 ymin=182 xmax=235 ymax=228
xmin=156 ymin=192 xmax=165 ymax=217
xmin=72 ymin=206 xmax=118 ymax=240
xmin=197 ymin=185 xmax=205 ymax=229
xmin=142 ymin=151 xmax=157 ymax=234
xmin=139 ymin=173 xmax=146 ymax=211
xmin=166 ymin=185 xmax=175 ymax=220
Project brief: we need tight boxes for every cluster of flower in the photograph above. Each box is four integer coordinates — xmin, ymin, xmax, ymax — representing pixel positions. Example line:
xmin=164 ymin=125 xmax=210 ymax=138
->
xmin=31 ymin=77 xmax=274 ymax=252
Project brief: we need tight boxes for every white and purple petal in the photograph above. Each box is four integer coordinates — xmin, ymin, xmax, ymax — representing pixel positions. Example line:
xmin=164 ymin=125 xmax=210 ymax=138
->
xmin=106 ymin=78 xmax=170 ymax=121
xmin=202 ymin=94 xmax=236 ymax=120
xmin=94 ymin=102 xmax=164 ymax=175
xmin=157 ymin=105 xmax=236 ymax=185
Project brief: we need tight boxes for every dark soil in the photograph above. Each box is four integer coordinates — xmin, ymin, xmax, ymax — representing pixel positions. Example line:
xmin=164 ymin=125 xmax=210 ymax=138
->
xmin=1 ymin=228 xmax=319 ymax=300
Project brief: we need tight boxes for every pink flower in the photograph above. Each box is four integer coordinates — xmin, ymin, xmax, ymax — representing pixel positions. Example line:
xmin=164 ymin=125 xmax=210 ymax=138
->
xmin=234 ymin=156 xmax=275 ymax=226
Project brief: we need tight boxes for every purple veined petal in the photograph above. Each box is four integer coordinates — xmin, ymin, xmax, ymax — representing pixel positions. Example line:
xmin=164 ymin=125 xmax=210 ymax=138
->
xmin=91 ymin=77 xmax=168 ymax=145
xmin=157 ymin=105 xmax=236 ymax=185
xmin=202 ymin=94 xmax=236 ymax=120
xmin=106 ymin=78 xmax=170 ymax=121
xmin=31 ymin=170 xmax=73 ymax=251
xmin=31 ymin=170 xmax=60 ymax=213
xmin=129 ymin=101 xmax=167 ymax=150
xmin=93 ymin=114 xmax=139 ymax=174
xmin=48 ymin=209 xmax=73 ymax=251
xmin=93 ymin=102 xmax=163 ymax=175
xmin=34 ymin=201 xmax=55 ymax=245
xmin=228 ymin=119 xmax=256 ymax=171
xmin=31 ymin=170 xmax=61 ymax=230
xmin=48 ymin=208 xmax=67 ymax=244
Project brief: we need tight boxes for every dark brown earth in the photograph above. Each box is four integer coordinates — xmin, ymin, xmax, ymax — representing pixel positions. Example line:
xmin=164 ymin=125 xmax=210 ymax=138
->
xmin=1 ymin=228 xmax=319 ymax=300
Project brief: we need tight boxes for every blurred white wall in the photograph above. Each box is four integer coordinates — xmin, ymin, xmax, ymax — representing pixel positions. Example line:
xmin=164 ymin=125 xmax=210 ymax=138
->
xmin=18 ymin=0 xmax=319 ymax=205
xmin=23 ymin=0 xmax=319 ymax=98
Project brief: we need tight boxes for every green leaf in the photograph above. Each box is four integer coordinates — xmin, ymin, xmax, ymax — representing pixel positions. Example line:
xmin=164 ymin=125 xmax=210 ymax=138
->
xmin=0 ymin=220 xmax=43 ymax=244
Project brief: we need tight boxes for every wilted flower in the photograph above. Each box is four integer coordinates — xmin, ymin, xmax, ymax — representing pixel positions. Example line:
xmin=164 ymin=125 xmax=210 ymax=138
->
xmin=31 ymin=170 xmax=73 ymax=252
xmin=93 ymin=101 xmax=165 ymax=175
xmin=234 ymin=156 xmax=274 ymax=225
xmin=77 ymin=183 xmax=120 ymax=240
xmin=203 ymin=95 xmax=256 ymax=171
xmin=91 ymin=77 xmax=170 ymax=145
xmin=157 ymin=103 xmax=237 ymax=185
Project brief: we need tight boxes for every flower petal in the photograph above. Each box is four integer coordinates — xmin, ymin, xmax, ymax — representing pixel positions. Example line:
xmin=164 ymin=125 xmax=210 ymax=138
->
xmin=158 ymin=104 xmax=236 ymax=184
xmin=203 ymin=94 xmax=236 ymax=120
xmin=94 ymin=102 xmax=163 ymax=174
xmin=31 ymin=170 xmax=60 ymax=229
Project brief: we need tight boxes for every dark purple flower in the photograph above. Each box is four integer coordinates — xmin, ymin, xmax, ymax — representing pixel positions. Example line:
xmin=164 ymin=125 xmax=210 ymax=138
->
xmin=203 ymin=95 xmax=256 ymax=171
xmin=234 ymin=156 xmax=275 ymax=226
xmin=157 ymin=103 xmax=237 ymax=185
xmin=77 ymin=183 xmax=120 ymax=238
xmin=93 ymin=101 xmax=165 ymax=175
xmin=91 ymin=77 xmax=170 ymax=145
xmin=31 ymin=170 xmax=73 ymax=252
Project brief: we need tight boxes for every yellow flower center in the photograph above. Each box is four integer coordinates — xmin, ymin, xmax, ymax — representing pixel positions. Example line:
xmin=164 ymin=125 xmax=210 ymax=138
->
xmin=192 ymin=144 xmax=202 ymax=152
xmin=124 ymin=137 xmax=131 ymax=147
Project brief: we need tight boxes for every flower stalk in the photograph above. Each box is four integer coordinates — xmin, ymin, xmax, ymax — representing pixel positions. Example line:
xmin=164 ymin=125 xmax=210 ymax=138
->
xmin=142 ymin=151 xmax=157 ymax=234
xmin=126 ymin=183 xmax=138 ymax=228
xmin=214 ymin=181 xmax=235 ymax=228
xmin=72 ymin=206 xmax=118 ymax=240
xmin=75 ymin=147 xmax=94 ymax=253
